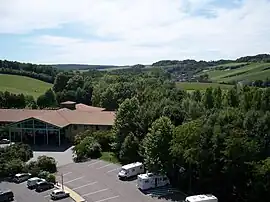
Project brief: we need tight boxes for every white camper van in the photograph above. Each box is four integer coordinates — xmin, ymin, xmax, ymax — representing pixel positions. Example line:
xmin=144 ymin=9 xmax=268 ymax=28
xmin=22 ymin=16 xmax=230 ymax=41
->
xmin=137 ymin=173 xmax=170 ymax=190
xmin=118 ymin=162 xmax=144 ymax=180
xmin=185 ymin=194 xmax=218 ymax=202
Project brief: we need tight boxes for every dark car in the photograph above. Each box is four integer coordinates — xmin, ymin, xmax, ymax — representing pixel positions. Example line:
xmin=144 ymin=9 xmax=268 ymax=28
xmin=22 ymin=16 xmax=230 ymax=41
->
xmin=0 ymin=190 xmax=14 ymax=202
xmin=35 ymin=181 xmax=54 ymax=192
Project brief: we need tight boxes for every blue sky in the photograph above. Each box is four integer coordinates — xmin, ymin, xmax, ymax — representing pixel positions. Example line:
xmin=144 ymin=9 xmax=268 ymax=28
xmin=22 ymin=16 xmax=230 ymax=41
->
xmin=0 ymin=0 xmax=269 ymax=65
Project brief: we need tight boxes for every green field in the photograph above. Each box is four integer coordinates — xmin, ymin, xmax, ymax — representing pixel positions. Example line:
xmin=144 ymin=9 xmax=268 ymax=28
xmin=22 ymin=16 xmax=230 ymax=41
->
xmin=176 ymin=82 xmax=233 ymax=91
xmin=0 ymin=74 xmax=53 ymax=98
xmin=198 ymin=62 xmax=270 ymax=83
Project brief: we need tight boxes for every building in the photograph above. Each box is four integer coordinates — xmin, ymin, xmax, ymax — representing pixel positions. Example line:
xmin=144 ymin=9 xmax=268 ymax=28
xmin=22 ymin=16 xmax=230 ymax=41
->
xmin=0 ymin=102 xmax=115 ymax=146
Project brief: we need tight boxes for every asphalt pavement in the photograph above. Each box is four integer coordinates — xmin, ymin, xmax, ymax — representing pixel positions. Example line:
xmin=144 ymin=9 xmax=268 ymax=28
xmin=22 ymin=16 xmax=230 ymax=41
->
xmin=0 ymin=180 xmax=73 ymax=202
xmin=56 ymin=159 xmax=186 ymax=202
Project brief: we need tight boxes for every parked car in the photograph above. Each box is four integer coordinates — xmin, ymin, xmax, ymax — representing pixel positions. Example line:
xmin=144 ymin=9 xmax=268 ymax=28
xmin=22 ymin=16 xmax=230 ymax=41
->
xmin=0 ymin=139 xmax=10 ymax=144
xmin=14 ymin=173 xmax=32 ymax=183
xmin=0 ymin=190 xmax=14 ymax=202
xmin=27 ymin=177 xmax=45 ymax=189
xmin=35 ymin=181 xmax=54 ymax=192
xmin=185 ymin=194 xmax=218 ymax=202
xmin=118 ymin=162 xmax=144 ymax=180
xmin=50 ymin=189 xmax=70 ymax=200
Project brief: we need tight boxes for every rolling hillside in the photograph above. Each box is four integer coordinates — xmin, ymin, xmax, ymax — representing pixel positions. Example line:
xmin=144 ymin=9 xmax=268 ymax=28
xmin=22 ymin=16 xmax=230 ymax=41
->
xmin=198 ymin=62 xmax=270 ymax=83
xmin=176 ymin=82 xmax=233 ymax=91
xmin=0 ymin=74 xmax=53 ymax=98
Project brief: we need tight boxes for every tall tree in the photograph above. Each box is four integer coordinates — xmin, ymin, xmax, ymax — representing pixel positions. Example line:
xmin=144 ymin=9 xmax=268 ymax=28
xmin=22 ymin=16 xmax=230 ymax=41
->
xmin=143 ymin=116 xmax=174 ymax=173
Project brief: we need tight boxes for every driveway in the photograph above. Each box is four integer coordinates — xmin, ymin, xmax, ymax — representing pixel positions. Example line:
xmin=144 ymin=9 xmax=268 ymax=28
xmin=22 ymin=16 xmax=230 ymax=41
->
xmin=57 ymin=160 xmax=186 ymax=202
xmin=29 ymin=144 xmax=74 ymax=167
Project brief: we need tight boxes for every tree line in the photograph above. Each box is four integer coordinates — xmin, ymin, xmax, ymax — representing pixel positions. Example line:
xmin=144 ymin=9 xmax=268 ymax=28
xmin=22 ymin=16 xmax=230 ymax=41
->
xmin=110 ymin=83 xmax=270 ymax=202
xmin=0 ymin=60 xmax=59 ymax=83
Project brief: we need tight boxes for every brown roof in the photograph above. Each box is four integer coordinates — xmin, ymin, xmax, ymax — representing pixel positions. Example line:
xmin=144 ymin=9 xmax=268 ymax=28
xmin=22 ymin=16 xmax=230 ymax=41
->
xmin=0 ymin=104 xmax=115 ymax=128
xmin=75 ymin=103 xmax=105 ymax=112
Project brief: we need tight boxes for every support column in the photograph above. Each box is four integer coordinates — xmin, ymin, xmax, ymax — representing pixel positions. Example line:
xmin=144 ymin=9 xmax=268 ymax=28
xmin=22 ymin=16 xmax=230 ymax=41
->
xmin=46 ymin=124 xmax=48 ymax=145
xmin=9 ymin=128 xmax=11 ymax=142
xmin=20 ymin=124 xmax=22 ymax=142
xmin=32 ymin=119 xmax=35 ymax=145
xmin=58 ymin=129 xmax=61 ymax=146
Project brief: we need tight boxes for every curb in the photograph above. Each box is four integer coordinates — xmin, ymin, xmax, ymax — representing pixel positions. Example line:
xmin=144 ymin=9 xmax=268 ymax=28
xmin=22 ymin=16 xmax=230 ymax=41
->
xmin=55 ymin=183 xmax=86 ymax=202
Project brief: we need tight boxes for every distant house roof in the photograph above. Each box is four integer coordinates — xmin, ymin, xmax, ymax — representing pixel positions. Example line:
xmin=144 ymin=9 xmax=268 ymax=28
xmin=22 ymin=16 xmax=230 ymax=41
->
xmin=75 ymin=103 xmax=105 ymax=112
xmin=0 ymin=104 xmax=115 ymax=127
xmin=60 ymin=101 xmax=76 ymax=105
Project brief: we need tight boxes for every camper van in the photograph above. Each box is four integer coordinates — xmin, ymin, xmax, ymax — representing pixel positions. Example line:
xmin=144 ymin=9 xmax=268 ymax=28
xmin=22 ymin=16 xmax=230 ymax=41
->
xmin=185 ymin=194 xmax=218 ymax=202
xmin=118 ymin=162 xmax=144 ymax=180
xmin=137 ymin=173 xmax=170 ymax=190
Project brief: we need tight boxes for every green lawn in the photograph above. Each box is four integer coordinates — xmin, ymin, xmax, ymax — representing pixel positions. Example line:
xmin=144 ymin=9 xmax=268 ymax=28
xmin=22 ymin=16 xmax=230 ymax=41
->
xmin=0 ymin=74 xmax=53 ymax=98
xmin=176 ymin=82 xmax=233 ymax=91
xmin=99 ymin=152 xmax=121 ymax=165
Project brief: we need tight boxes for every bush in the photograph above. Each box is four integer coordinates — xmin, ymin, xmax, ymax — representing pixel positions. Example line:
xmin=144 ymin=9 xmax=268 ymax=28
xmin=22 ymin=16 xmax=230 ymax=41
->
xmin=38 ymin=170 xmax=50 ymax=179
xmin=36 ymin=156 xmax=57 ymax=173
xmin=74 ymin=130 xmax=114 ymax=151
xmin=46 ymin=174 xmax=56 ymax=183
xmin=26 ymin=161 xmax=40 ymax=177
xmin=73 ymin=136 xmax=101 ymax=162
xmin=91 ymin=131 xmax=115 ymax=151
xmin=5 ymin=159 xmax=25 ymax=177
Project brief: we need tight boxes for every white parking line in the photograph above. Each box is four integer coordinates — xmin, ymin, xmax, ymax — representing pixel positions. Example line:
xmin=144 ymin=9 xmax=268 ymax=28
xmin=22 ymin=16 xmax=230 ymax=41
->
xmin=94 ymin=195 xmax=120 ymax=202
xmin=97 ymin=163 xmax=112 ymax=169
xmin=63 ymin=172 xmax=72 ymax=176
xmin=82 ymin=188 xmax=108 ymax=196
xmin=88 ymin=161 xmax=101 ymax=167
xmin=73 ymin=181 xmax=98 ymax=190
xmin=64 ymin=176 xmax=84 ymax=183
xmin=44 ymin=194 xmax=50 ymax=198
xmin=106 ymin=168 xmax=120 ymax=173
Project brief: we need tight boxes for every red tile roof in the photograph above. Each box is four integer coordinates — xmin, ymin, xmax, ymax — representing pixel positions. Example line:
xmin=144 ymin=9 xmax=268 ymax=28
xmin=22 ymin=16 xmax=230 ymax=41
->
xmin=0 ymin=104 xmax=115 ymax=128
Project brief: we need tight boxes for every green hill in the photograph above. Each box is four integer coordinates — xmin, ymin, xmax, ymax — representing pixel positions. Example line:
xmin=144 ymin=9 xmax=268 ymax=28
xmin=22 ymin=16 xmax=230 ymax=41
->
xmin=198 ymin=62 xmax=270 ymax=83
xmin=0 ymin=74 xmax=53 ymax=98
xmin=176 ymin=82 xmax=233 ymax=91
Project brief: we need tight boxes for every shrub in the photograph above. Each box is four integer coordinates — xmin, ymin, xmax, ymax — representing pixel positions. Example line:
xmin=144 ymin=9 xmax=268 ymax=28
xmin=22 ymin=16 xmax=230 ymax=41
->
xmin=74 ymin=130 xmax=114 ymax=151
xmin=91 ymin=130 xmax=115 ymax=151
xmin=46 ymin=174 xmax=56 ymax=183
xmin=36 ymin=156 xmax=57 ymax=173
xmin=38 ymin=170 xmax=50 ymax=179
xmin=26 ymin=161 xmax=40 ymax=177
xmin=73 ymin=136 xmax=101 ymax=162
xmin=5 ymin=159 xmax=25 ymax=177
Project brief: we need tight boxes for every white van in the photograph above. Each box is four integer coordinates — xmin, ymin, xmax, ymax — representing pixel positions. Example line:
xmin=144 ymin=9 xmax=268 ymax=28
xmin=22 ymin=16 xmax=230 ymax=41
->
xmin=118 ymin=162 xmax=144 ymax=180
xmin=137 ymin=173 xmax=170 ymax=190
xmin=27 ymin=177 xmax=45 ymax=189
xmin=185 ymin=194 xmax=218 ymax=202
xmin=14 ymin=173 xmax=31 ymax=183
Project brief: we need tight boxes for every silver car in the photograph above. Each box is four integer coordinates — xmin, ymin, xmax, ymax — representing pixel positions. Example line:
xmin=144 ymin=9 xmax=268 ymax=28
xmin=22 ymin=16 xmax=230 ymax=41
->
xmin=50 ymin=189 xmax=70 ymax=200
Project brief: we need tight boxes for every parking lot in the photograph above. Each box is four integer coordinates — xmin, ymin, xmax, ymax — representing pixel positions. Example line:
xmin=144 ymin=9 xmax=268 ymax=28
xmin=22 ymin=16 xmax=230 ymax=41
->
xmin=0 ymin=180 xmax=73 ymax=202
xmin=57 ymin=159 xmax=186 ymax=202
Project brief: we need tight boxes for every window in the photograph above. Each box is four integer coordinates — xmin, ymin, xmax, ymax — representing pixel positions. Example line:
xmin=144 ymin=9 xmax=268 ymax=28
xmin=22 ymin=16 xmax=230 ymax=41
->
xmin=84 ymin=125 xmax=88 ymax=129
xmin=95 ymin=125 xmax=99 ymax=130
xmin=140 ymin=166 xmax=143 ymax=169
xmin=145 ymin=180 xmax=149 ymax=183
xmin=163 ymin=177 xmax=167 ymax=181
xmin=132 ymin=169 xmax=135 ymax=172
xmin=73 ymin=125 xmax=78 ymax=130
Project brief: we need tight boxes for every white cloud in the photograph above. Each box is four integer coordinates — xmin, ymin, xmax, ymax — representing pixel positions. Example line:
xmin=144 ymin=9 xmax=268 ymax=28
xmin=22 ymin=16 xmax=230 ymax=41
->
xmin=0 ymin=0 xmax=270 ymax=65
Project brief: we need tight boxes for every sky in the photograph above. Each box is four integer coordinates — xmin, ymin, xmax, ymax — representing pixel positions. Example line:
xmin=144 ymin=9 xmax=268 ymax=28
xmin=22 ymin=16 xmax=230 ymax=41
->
xmin=0 ymin=0 xmax=270 ymax=65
